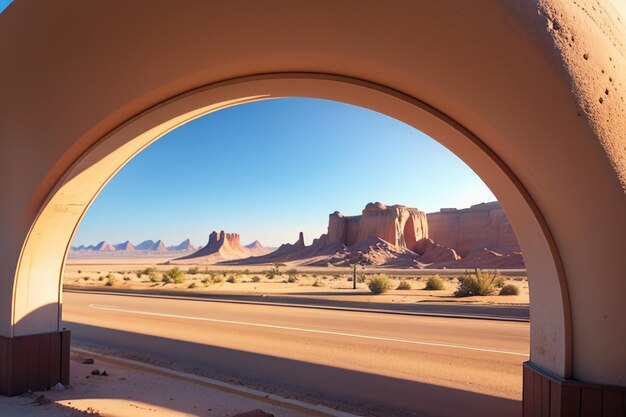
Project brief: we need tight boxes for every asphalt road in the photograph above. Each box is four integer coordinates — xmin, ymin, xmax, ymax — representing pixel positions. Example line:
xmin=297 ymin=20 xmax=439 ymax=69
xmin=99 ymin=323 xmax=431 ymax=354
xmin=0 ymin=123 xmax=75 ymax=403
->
xmin=63 ymin=291 xmax=529 ymax=417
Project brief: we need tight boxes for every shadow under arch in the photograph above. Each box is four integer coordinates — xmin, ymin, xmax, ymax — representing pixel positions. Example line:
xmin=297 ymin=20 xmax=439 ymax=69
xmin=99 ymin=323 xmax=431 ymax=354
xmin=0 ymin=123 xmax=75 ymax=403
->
xmin=12 ymin=72 xmax=572 ymax=379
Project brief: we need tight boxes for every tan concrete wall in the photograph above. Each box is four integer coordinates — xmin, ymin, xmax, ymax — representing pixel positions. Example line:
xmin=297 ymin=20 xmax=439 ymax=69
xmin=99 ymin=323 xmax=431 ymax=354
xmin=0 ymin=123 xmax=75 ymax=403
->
xmin=0 ymin=1 xmax=624 ymax=387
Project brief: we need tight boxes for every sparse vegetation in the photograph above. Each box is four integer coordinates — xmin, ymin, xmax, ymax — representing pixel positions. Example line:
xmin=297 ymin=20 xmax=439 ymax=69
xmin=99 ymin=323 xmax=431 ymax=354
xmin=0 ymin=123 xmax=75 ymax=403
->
xmin=148 ymin=272 xmax=158 ymax=282
xmin=226 ymin=275 xmax=237 ymax=283
xmin=123 ymin=276 xmax=131 ymax=281
xmin=499 ymin=284 xmax=519 ymax=296
xmin=201 ymin=277 xmax=211 ymax=286
xmin=251 ymin=276 xmax=261 ymax=283
xmin=425 ymin=275 xmax=445 ymax=290
xmin=142 ymin=267 xmax=157 ymax=275
xmin=161 ymin=274 xmax=171 ymax=284
xmin=165 ymin=267 xmax=185 ymax=284
xmin=396 ymin=281 xmax=411 ymax=290
xmin=286 ymin=268 xmax=298 ymax=278
xmin=368 ymin=275 xmax=392 ymax=294
xmin=188 ymin=282 xmax=197 ymax=289
xmin=187 ymin=267 xmax=200 ymax=275
xmin=213 ymin=276 xmax=223 ymax=283
xmin=287 ymin=276 xmax=297 ymax=283
xmin=454 ymin=268 xmax=504 ymax=297
xmin=312 ymin=280 xmax=324 ymax=287
xmin=105 ymin=276 xmax=117 ymax=286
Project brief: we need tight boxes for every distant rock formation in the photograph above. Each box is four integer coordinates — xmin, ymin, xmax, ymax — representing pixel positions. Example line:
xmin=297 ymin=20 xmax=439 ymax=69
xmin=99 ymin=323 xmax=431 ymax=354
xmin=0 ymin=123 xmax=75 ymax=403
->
xmin=69 ymin=237 xmax=199 ymax=258
xmin=114 ymin=240 xmax=135 ymax=252
xmin=327 ymin=202 xmax=428 ymax=248
xmin=173 ymin=231 xmax=272 ymax=263
xmin=426 ymin=201 xmax=520 ymax=257
xmin=168 ymin=239 xmax=197 ymax=252
xmin=227 ymin=201 xmax=524 ymax=269
xmin=149 ymin=240 xmax=167 ymax=252
xmin=244 ymin=240 xmax=272 ymax=256
xmin=92 ymin=241 xmax=115 ymax=252
xmin=135 ymin=240 xmax=156 ymax=251
xmin=69 ymin=201 xmax=524 ymax=268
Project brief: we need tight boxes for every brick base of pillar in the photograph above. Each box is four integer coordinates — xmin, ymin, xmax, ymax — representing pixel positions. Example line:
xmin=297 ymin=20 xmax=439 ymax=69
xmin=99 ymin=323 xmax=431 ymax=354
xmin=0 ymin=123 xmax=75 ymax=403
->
xmin=0 ymin=330 xmax=70 ymax=396
xmin=523 ymin=361 xmax=625 ymax=416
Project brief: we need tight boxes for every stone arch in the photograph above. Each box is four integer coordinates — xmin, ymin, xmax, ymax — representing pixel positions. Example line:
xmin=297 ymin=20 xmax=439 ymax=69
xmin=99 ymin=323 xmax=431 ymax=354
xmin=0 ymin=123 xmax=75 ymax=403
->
xmin=8 ymin=73 xmax=573 ymax=376
xmin=1 ymin=2 xmax=624 ymax=413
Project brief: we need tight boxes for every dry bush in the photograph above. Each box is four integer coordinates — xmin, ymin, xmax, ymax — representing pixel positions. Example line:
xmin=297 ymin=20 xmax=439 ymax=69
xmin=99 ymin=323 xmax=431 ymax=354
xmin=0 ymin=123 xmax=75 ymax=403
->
xmin=455 ymin=269 xmax=503 ymax=297
xmin=499 ymin=284 xmax=519 ymax=296
xmin=425 ymin=275 xmax=445 ymax=290
xmin=396 ymin=281 xmax=411 ymax=290
xmin=368 ymin=275 xmax=392 ymax=294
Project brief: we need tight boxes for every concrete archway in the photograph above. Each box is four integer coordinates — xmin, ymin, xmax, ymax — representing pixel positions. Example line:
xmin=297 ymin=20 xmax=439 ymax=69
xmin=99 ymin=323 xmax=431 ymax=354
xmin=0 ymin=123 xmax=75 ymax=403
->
xmin=1 ymin=1 xmax=624 ymax=414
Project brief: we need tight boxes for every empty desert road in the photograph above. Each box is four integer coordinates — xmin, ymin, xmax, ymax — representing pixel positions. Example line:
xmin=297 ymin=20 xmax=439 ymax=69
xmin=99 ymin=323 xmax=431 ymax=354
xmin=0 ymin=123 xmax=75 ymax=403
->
xmin=63 ymin=291 xmax=529 ymax=417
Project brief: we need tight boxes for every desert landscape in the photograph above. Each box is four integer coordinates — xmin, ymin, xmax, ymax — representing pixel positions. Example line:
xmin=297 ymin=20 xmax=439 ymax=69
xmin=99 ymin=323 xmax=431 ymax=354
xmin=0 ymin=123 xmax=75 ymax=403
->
xmin=70 ymin=201 xmax=524 ymax=268
xmin=66 ymin=201 xmax=528 ymax=304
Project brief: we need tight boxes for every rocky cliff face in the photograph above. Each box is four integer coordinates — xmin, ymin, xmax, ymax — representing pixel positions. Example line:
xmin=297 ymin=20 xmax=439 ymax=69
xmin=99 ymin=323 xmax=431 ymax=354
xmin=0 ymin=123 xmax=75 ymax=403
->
xmin=327 ymin=202 xmax=428 ymax=248
xmin=231 ymin=201 xmax=523 ymax=268
xmin=426 ymin=201 xmax=520 ymax=257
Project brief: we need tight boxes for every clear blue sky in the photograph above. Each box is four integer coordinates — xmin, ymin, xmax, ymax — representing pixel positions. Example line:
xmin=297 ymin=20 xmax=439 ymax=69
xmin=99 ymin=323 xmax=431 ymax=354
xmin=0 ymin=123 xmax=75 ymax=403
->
xmin=73 ymin=98 xmax=495 ymax=247
xmin=0 ymin=0 xmax=12 ymax=14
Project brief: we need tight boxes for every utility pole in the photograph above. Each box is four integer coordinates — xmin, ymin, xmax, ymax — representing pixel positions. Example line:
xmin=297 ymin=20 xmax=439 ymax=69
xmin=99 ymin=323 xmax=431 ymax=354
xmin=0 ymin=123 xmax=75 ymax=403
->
xmin=353 ymin=262 xmax=357 ymax=290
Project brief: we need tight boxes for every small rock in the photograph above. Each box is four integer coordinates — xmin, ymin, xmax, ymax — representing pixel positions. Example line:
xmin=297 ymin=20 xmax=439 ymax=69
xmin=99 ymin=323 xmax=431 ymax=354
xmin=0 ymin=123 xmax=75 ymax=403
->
xmin=82 ymin=358 xmax=95 ymax=365
xmin=91 ymin=369 xmax=101 ymax=375
xmin=101 ymin=371 xmax=108 ymax=376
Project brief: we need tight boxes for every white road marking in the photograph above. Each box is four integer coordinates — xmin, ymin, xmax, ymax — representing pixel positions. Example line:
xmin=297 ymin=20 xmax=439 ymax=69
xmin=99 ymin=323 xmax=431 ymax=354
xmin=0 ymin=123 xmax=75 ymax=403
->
xmin=88 ymin=303 xmax=529 ymax=357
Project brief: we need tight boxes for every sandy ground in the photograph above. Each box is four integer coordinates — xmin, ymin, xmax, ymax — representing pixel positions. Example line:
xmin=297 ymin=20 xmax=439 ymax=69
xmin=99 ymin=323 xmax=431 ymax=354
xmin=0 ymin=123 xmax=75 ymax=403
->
xmin=63 ymin=261 xmax=529 ymax=306
xmin=0 ymin=353 xmax=323 ymax=417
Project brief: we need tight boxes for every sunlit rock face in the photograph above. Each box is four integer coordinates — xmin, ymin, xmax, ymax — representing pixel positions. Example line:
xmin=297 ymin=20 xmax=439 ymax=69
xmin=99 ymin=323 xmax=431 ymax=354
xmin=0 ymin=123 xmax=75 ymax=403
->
xmin=426 ymin=201 xmax=520 ymax=257
xmin=327 ymin=202 xmax=429 ymax=249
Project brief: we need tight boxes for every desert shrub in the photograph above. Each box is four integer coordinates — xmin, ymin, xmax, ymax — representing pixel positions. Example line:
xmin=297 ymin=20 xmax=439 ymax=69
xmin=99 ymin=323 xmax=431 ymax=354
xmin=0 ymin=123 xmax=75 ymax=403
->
xmin=123 ymin=276 xmax=131 ymax=281
xmin=213 ymin=276 xmax=223 ymax=283
xmin=141 ymin=267 xmax=157 ymax=276
xmin=425 ymin=275 xmax=445 ymax=290
xmin=455 ymin=268 xmax=502 ymax=297
xmin=499 ymin=284 xmax=519 ymax=296
xmin=312 ymin=280 xmax=324 ymax=287
xmin=164 ymin=267 xmax=185 ymax=284
xmin=187 ymin=267 xmax=200 ymax=275
xmin=188 ymin=282 xmax=197 ymax=289
xmin=82 ymin=276 xmax=90 ymax=281
xmin=368 ymin=275 xmax=392 ymax=294
xmin=226 ymin=275 xmax=237 ymax=283
xmin=265 ymin=270 xmax=276 ymax=280
xmin=98 ymin=276 xmax=104 ymax=281
xmin=201 ymin=277 xmax=210 ymax=285
xmin=105 ymin=276 xmax=117 ymax=287
xmin=148 ymin=272 xmax=158 ymax=282
xmin=161 ymin=274 xmax=171 ymax=284
xmin=78 ymin=270 xmax=82 ymax=274
xmin=287 ymin=276 xmax=297 ymax=283
xmin=396 ymin=281 xmax=411 ymax=290
xmin=286 ymin=268 xmax=298 ymax=278
xmin=251 ymin=276 xmax=261 ymax=283
xmin=135 ymin=271 xmax=142 ymax=278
